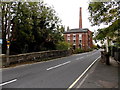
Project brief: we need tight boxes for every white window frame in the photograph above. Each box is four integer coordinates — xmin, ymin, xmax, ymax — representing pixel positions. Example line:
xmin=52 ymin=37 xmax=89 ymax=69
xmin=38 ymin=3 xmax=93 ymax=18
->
xmin=73 ymin=34 xmax=76 ymax=40
xmin=79 ymin=40 xmax=82 ymax=44
xmin=79 ymin=34 xmax=82 ymax=40
xmin=67 ymin=34 xmax=70 ymax=40
xmin=68 ymin=40 xmax=70 ymax=43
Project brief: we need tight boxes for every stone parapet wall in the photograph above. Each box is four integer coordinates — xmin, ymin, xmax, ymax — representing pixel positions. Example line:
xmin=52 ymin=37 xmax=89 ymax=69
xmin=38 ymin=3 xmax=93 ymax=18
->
xmin=1 ymin=50 xmax=72 ymax=67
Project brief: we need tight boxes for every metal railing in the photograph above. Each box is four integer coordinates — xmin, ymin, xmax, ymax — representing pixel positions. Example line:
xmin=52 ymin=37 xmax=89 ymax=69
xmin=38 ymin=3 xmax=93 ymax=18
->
xmin=110 ymin=46 xmax=120 ymax=62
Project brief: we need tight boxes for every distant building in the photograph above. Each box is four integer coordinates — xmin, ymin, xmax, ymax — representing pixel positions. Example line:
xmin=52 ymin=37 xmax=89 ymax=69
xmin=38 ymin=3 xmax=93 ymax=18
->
xmin=63 ymin=7 xmax=93 ymax=50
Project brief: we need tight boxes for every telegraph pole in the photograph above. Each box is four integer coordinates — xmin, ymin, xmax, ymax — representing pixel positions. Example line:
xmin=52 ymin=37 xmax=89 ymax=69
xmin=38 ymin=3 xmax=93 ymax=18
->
xmin=6 ymin=3 xmax=11 ymax=66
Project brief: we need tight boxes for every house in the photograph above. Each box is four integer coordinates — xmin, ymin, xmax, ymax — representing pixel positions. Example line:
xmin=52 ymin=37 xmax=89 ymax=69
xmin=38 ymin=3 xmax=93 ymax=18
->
xmin=63 ymin=7 xmax=93 ymax=50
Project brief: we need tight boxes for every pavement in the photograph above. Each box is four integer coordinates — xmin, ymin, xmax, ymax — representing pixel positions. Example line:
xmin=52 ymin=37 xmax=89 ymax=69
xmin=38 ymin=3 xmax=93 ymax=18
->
xmin=77 ymin=56 xmax=119 ymax=89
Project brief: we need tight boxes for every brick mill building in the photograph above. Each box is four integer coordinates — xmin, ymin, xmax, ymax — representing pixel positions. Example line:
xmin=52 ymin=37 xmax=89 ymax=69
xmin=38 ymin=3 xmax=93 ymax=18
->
xmin=63 ymin=7 xmax=93 ymax=50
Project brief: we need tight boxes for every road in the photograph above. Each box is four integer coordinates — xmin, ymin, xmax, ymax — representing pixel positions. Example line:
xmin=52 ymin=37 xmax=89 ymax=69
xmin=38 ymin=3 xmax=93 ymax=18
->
xmin=1 ymin=50 xmax=101 ymax=88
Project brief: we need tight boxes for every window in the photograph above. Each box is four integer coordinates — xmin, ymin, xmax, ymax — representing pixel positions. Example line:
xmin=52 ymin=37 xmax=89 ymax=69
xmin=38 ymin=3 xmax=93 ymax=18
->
xmin=73 ymin=40 xmax=76 ymax=43
xmin=67 ymin=34 xmax=70 ymax=40
xmin=79 ymin=40 xmax=82 ymax=43
xmin=73 ymin=34 xmax=76 ymax=40
xmin=79 ymin=44 xmax=82 ymax=48
xmin=68 ymin=40 xmax=70 ymax=43
xmin=79 ymin=34 xmax=82 ymax=40
xmin=73 ymin=45 xmax=75 ymax=50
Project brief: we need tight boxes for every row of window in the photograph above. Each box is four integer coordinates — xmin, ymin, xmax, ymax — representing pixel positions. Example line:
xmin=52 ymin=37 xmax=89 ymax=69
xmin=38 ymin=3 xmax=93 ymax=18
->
xmin=67 ymin=34 xmax=82 ymax=40
xmin=68 ymin=40 xmax=82 ymax=44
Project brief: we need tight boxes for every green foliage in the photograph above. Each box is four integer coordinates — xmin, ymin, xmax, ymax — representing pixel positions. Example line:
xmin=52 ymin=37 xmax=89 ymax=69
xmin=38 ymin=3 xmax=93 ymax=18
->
xmin=88 ymin=1 xmax=120 ymax=47
xmin=101 ymin=45 xmax=106 ymax=49
xmin=95 ymin=28 xmax=107 ymax=41
xmin=85 ymin=48 xmax=93 ymax=52
xmin=2 ymin=1 xmax=65 ymax=54
xmin=73 ymin=48 xmax=84 ymax=54
xmin=56 ymin=41 xmax=71 ymax=50
xmin=92 ymin=44 xmax=98 ymax=49
xmin=88 ymin=2 xmax=120 ymax=26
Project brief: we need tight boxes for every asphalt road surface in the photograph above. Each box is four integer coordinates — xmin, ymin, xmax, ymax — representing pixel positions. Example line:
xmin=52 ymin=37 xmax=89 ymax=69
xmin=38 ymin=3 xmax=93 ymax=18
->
xmin=1 ymin=50 xmax=101 ymax=88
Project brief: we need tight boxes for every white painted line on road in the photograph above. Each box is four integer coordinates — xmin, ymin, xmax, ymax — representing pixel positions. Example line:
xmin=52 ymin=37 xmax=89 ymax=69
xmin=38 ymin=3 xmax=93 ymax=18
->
xmin=90 ymin=52 xmax=99 ymax=56
xmin=76 ymin=58 xmax=79 ymax=60
xmin=76 ymin=74 xmax=89 ymax=88
xmin=0 ymin=79 xmax=17 ymax=86
xmin=74 ymin=53 xmax=87 ymax=56
xmin=46 ymin=61 xmax=71 ymax=71
xmin=87 ymin=55 xmax=89 ymax=57
xmin=80 ymin=57 xmax=84 ymax=59
xmin=67 ymin=56 xmax=101 ymax=90
xmin=76 ymin=57 xmax=84 ymax=61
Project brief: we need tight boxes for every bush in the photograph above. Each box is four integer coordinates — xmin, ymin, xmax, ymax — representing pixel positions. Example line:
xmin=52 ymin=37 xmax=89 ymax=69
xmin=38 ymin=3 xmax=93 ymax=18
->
xmin=92 ymin=45 xmax=98 ymax=49
xmin=86 ymin=48 xmax=93 ymax=52
xmin=101 ymin=45 xmax=106 ymax=49
xmin=56 ymin=41 xmax=71 ymax=50
xmin=74 ymin=48 xmax=84 ymax=54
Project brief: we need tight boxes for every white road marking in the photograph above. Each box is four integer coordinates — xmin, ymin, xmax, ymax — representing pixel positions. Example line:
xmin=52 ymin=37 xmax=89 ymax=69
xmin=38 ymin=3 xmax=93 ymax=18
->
xmin=76 ymin=57 xmax=84 ymax=61
xmin=81 ymin=57 xmax=84 ymax=59
xmin=74 ymin=53 xmax=87 ymax=56
xmin=76 ymin=58 xmax=79 ymax=60
xmin=90 ymin=52 xmax=99 ymax=56
xmin=76 ymin=74 xmax=89 ymax=88
xmin=67 ymin=56 xmax=101 ymax=90
xmin=0 ymin=79 xmax=17 ymax=86
xmin=46 ymin=61 xmax=71 ymax=71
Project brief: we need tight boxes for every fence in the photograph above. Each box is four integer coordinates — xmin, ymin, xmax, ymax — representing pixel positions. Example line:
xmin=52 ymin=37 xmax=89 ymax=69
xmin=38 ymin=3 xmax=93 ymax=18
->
xmin=110 ymin=46 xmax=120 ymax=62
xmin=101 ymin=51 xmax=110 ymax=65
xmin=1 ymin=50 xmax=72 ymax=67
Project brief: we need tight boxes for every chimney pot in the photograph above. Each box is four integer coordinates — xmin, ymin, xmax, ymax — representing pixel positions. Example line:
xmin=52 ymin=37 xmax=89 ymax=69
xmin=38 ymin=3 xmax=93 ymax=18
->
xmin=67 ymin=26 xmax=70 ymax=31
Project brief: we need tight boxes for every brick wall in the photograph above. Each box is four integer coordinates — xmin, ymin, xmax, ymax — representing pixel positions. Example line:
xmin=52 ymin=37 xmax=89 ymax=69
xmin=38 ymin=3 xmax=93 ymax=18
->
xmin=63 ymin=31 xmax=93 ymax=50
xmin=88 ymin=30 xmax=93 ymax=48
xmin=70 ymin=34 xmax=73 ymax=45
xmin=64 ymin=34 xmax=67 ymax=42
xmin=76 ymin=34 xmax=79 ymax=48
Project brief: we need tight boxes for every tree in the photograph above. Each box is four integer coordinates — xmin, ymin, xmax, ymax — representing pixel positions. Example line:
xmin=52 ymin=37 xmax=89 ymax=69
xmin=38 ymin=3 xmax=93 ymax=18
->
xmin=56 ymin=41 xmax=71 ymax=50
xmin=1 ymin=2 xmax=13 ymax=54
xmin=88 ymin=1 xmax=120 ymax=50
xmin=10 ymin=2 xmax=35 ymax=54
xmin=88 ymin=1 xmax=120 ymax=26
xmin=2 ymin=1 xmax=64 ymax=55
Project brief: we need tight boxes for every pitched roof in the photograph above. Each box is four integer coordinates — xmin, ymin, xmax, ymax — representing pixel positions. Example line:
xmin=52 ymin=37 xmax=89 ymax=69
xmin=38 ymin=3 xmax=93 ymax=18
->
xmin=63 ymin=28 xmax=89 ymax=34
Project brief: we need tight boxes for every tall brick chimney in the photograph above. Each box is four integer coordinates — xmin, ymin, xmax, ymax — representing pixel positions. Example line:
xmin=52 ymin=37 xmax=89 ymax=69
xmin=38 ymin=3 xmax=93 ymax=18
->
xmin=79 ymin=7 xmax=82 ymax=29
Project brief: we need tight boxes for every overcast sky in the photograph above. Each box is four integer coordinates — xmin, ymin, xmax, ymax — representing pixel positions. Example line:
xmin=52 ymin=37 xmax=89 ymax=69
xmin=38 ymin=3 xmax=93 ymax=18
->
xmin=43 ymin=0 xmax=99 ymax=32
